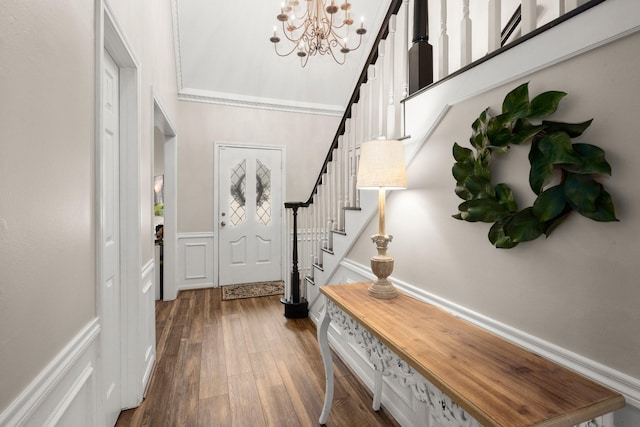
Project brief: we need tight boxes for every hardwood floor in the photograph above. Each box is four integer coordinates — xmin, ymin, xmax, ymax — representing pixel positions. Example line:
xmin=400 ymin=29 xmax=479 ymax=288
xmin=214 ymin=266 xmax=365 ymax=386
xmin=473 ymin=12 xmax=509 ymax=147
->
xmin=115 ymin=288 xmax=399 ymax=427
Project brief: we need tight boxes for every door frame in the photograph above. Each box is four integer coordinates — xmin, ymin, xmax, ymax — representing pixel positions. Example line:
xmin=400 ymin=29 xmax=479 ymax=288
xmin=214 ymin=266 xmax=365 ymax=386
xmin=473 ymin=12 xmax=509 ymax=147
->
xmin=96 ymin=0 xmax=143 ymax=413
xmin=152 ymin=92 xmax=178 ymax=301
xmin=213 ymin=142 xmax=287 ymax=287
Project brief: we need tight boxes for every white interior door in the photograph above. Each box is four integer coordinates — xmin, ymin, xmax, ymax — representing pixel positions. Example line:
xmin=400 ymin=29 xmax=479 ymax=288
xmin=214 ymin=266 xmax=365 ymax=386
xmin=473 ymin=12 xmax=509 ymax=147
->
xmin=217 ymin=145 xmax=284 ymax=286
xmin=102 ymin=50 xmax=122 ymax=427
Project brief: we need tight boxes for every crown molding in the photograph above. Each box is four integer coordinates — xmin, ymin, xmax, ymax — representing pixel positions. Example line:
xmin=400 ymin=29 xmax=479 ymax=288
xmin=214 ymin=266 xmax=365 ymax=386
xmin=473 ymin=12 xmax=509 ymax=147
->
xmin=177 ymin=87 xmax=343 ymax=116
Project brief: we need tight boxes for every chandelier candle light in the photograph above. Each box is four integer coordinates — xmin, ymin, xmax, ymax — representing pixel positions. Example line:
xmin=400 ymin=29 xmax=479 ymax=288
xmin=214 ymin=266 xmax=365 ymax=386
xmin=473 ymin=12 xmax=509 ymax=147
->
xmin=269 ymin=0 xmax=367 ymax=67
xmin=356 ymin=139 xmax=407 ymax=299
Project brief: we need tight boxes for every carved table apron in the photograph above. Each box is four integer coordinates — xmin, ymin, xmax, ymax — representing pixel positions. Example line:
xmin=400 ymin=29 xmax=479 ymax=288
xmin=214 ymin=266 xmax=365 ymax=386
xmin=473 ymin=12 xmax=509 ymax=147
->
xmin=317 ymin=282 xmax=624 ymax=427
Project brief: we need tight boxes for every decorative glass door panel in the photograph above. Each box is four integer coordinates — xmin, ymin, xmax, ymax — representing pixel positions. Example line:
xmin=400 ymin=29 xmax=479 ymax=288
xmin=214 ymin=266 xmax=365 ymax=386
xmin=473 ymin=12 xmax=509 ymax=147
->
xmin=217 ymin=145 xmax=283 ymax=286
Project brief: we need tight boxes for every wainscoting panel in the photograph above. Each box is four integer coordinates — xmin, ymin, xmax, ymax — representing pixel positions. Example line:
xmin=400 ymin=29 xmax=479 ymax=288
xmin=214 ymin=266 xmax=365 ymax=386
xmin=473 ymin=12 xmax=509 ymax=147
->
xmin=313 ymin=261 xmax=639 ymax=427
xmin=177 ymin=233 xmax=214 ymax=291
xmin=140 ymin=260 xmax=156 ymax=396
xmin=0 ymin=320 xmax=100 ymax=427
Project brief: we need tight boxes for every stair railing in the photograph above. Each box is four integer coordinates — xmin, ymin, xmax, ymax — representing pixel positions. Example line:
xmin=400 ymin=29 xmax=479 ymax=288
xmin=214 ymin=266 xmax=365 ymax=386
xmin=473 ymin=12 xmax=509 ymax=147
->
xmin=281 ymin=0 xmax=606 ymax=318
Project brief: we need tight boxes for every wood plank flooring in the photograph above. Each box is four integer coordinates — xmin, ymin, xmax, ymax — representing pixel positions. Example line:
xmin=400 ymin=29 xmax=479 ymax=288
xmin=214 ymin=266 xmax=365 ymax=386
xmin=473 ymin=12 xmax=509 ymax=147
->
xmin=115 ymin=288 xmax=399 ymax=427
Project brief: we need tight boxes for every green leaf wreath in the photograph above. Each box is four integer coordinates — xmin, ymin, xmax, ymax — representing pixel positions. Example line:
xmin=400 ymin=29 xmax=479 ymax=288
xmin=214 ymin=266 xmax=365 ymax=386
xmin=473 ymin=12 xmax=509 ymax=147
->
xmin=452 ymin=82 xmax=618 ymax=249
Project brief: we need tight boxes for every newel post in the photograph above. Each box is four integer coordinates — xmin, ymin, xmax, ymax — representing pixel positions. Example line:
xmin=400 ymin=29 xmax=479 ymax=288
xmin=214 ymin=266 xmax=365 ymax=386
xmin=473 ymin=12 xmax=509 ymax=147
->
xmin=282 ymin=202 xmax=309 ymax=318
xmin=408 ymin=0 xmax=434 ymax=94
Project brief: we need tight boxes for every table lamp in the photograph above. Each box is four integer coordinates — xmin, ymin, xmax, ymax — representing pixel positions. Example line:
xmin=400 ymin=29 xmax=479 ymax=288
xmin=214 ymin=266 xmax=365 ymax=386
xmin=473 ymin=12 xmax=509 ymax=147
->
xmin=356 ymin=139 xmax=407 ymax=299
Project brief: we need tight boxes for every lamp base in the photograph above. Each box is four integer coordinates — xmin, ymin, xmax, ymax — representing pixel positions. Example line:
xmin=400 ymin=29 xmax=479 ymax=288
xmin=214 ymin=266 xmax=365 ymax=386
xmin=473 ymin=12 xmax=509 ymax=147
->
xmin=369 ymin=255 xmax=398 ymax=299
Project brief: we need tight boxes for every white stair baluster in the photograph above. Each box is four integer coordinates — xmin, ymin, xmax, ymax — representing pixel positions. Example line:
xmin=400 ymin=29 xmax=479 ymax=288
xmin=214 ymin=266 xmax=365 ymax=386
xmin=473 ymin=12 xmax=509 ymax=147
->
xmin=367 ymin=64 xmax=376 ymax=141
xmin=488 ymin=0 xmax=501 ymax=53
xmin=317 ymin=185 xmax=323 ymax=257
xmin=343 ymin=118 xmax=351 ymax=213
xmin=326 ymin=160 xmax=333 ymax=247
xmin=439 ymin=0 xmax=450 ymax=78
xmin=302 ymin=209 xmax=308 ymax=282
xmin=564 ymin=0 xmax=579 ymax=12
xmin=349 ymin=103 xmax=358 ymax=208
xmin=387 ymin=16 xmax=397 ymax=139
xmin=521 ymin=0 xmax=537 ymax=35
xmin=336 ymin=140 xmax=343 ymax=231
xmin=377 ymin=42 xmax=386 ymax=139
xmin=310 ymin=203 xmax=316 ymax=279
xmin=400 ymin=0 xmax=410 ymax=137
xmin=334 ymin=147 xmax=340 ymax=231
xmin=461 ymin=0 xmax=472 ymax=67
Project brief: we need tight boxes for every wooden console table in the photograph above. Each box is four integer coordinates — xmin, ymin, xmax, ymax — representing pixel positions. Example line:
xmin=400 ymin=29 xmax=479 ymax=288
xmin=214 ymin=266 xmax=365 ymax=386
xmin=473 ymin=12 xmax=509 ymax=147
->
xmin=317 ymin=282 xmax=624 ymax=426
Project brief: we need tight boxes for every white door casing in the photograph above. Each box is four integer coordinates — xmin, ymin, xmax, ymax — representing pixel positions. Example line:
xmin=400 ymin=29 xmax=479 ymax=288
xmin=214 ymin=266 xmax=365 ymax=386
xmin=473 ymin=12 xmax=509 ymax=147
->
xmin=98 ymin=1 xmax=144 ymax=419
xmin=101 ymin=49 xmax=122 ymax=427
xmin=153 ymin=96 xmax=178 ymax=301
xmin=217 ymin=145 xmax=284 ymax=286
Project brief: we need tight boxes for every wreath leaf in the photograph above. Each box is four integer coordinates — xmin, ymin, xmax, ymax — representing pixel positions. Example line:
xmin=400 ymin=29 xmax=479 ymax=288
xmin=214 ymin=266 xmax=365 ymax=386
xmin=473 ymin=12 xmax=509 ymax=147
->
xmin=564 ymin=143 xmax=612 ymax=175
xmin=528 ymin=91 xmax=567 ymax=119
xmin=458 ymin=199 xmax=508 ymax=222
xmin=537 ymin=132 xmax=582 ymax=165
xmin=504 ymin=208 xmax=544 ymax=242
xmin=453 ymin=142 xmax=474 ymax=163
xmin=452 ymin=83 xmax=617 ymax=248
xmin=495 ymin=183 xmax=518 ymax=213
xmin=533 ymin=185 xmax=566 ymax=221
xmin=489 ymin=218 xmax=518 ymax=249
xmin=502 ymin=83 xmax=530 ymax=118
xmin=528 ymin=141 xmax=554 ymax=195
xmin=541 ymin=119 xmax=593 ymax=138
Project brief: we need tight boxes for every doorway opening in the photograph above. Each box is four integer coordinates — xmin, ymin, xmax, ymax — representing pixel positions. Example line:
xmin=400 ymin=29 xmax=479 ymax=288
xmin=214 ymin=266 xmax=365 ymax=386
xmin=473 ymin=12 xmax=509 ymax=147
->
xmin=152 ymin=95 xmax=178 ymax=301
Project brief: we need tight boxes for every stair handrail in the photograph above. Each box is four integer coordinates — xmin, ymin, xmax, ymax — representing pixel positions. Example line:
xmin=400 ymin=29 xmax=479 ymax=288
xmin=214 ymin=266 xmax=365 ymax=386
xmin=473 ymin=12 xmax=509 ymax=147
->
xmin=288 ymin=0 xmax=405 ymax=208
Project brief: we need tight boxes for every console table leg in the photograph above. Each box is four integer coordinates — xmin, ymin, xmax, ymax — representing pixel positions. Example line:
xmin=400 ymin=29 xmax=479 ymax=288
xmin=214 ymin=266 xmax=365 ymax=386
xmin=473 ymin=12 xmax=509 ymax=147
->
xmin=318 ymin=298 xmax=334 ymax=425
xmin=372 ymin=370 xmax=383 ymax=411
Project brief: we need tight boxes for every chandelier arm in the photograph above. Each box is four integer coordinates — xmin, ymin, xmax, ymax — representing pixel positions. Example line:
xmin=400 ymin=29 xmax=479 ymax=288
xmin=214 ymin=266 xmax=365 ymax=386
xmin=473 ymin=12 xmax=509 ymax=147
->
xmin=348 ymin=34 xmax=364 ymax=51
xmin=300 ymin=53 xmax=310 ymax=67
xmin=327 ymin=45 xmax=346 ymax=65
xmin=274 ymin=43 xmax=302 ymax=58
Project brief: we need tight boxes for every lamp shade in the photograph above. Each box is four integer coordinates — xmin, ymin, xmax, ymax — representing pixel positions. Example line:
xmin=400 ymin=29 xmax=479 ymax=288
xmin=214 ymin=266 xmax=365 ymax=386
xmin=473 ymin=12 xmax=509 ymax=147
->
xmin=357 ymin=139 xmax=407 ymax=189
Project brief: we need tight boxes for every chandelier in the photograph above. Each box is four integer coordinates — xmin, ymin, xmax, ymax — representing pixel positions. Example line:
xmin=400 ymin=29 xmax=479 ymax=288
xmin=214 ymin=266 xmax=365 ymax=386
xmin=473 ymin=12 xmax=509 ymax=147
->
xmin=269 ymin=0 xmax=367 ymax=67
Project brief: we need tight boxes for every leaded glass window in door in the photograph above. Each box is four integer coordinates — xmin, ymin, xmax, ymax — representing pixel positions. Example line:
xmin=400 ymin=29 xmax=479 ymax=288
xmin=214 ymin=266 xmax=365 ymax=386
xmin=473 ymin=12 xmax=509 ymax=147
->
xmin=256 ymin=159 xmax=271 ymax=226
xmin=229 ymin=159 xmax=246 ymax=226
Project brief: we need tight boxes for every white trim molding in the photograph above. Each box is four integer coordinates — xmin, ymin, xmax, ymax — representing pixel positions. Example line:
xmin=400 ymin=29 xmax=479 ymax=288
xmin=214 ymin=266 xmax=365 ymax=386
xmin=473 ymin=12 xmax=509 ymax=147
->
xmin=177 ymin=87 xmax=344 ymax=117
xmin=140 ymin=260 xmax=156 ymax=397
xmin=152 ymin=90 xmax=178 ymax=301
xmin=177 ymin=232 xmax=214 ymax=291
xmin=0 ymin=320 xmax=100 ymax=427
xmin=98 ymin=0 xmax=145 ymax=411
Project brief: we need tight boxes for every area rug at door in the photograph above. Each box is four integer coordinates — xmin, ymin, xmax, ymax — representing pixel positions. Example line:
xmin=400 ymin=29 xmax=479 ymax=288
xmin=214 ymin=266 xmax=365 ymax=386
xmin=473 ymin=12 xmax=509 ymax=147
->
xmin=221 ymin=281 xmax=284 ymax=301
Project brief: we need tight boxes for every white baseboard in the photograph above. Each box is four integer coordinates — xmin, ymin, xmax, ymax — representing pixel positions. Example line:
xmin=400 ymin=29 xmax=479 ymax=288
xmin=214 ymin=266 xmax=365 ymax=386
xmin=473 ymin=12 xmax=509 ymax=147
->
xmin=0 ymin=319 xmax=100 ymax=427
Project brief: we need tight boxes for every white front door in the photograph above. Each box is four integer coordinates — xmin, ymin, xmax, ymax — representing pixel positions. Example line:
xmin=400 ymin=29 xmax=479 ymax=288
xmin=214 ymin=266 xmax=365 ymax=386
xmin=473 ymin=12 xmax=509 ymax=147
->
xmin=217 ymin=145 xmax=284 ymax=286
xmin=102 ymin=50 xmax=122 ymax=427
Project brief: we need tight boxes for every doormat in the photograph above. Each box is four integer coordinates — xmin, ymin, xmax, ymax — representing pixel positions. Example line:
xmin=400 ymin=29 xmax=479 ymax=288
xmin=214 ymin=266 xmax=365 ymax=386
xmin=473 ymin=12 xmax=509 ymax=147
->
xmin=221 ymin=281 xmax=284 ymax=301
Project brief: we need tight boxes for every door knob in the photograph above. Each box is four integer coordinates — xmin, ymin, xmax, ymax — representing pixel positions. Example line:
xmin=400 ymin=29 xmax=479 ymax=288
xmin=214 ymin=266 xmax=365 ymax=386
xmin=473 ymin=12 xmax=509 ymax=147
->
xmin=220 ymin=221 xmax=226 ymax=227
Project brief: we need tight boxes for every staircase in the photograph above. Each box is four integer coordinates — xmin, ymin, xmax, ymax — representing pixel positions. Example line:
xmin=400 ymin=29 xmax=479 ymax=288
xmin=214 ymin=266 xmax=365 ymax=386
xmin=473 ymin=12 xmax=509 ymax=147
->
xmin=281 ymin=0 xmax=610 ymax=322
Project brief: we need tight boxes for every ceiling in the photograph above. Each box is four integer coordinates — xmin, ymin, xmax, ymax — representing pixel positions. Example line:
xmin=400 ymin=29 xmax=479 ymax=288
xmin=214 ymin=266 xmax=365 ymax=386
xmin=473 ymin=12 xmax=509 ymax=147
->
xmin=173 ymin=0 xmax=392 ymax=116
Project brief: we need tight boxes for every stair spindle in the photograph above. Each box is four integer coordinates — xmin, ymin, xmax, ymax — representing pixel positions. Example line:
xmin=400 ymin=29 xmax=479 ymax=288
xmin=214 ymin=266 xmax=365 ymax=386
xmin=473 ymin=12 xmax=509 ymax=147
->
xmin=439 ymin=0 xmax=449 ymax=78
xmin=488 ymin=0 xmax=501 ymax=53
xmin=461 ymin=0 xmax=472 ymax=66
xmin=521 ymin=0 xmax=537 ymax=34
